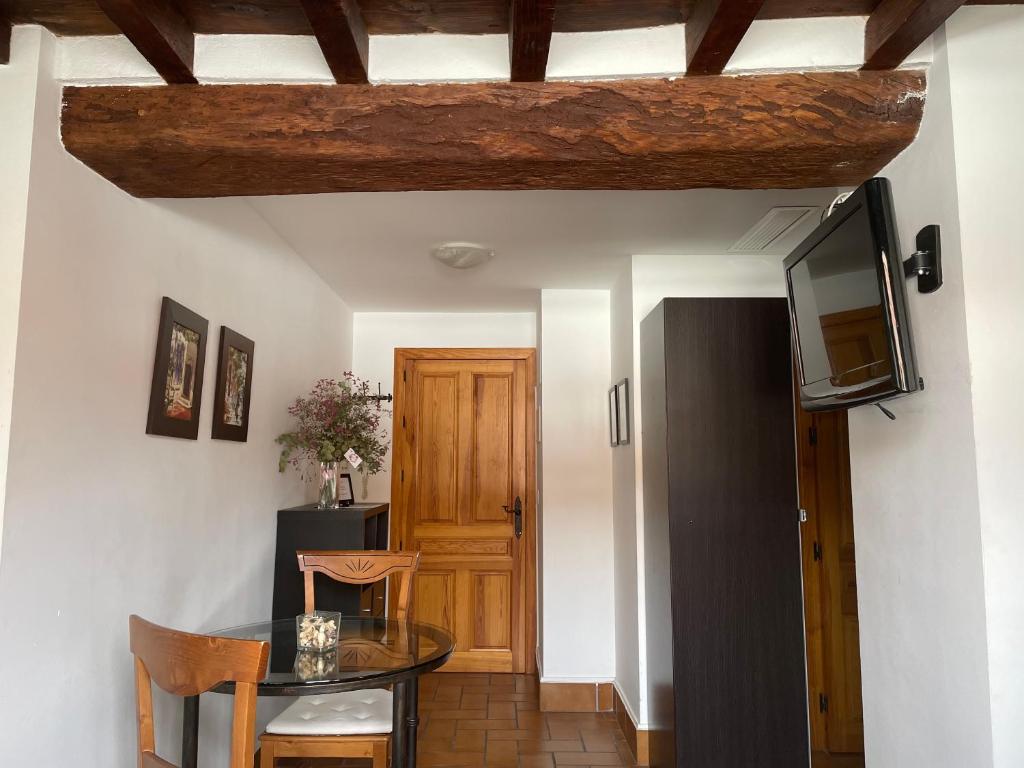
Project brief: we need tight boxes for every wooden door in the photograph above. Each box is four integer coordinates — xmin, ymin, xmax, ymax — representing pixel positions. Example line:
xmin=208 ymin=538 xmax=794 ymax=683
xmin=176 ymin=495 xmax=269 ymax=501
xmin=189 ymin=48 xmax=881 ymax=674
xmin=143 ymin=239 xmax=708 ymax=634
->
xmin=797 ymin=401 xmax=865 ymax=761
xmin=390 ymin=348 xmax=537 ymax=673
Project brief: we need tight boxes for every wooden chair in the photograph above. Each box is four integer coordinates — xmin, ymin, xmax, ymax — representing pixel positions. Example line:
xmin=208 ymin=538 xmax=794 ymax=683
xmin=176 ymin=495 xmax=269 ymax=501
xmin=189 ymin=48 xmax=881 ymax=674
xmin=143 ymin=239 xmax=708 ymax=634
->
xmin=259 ymin=550 xmax=421 ymax=768
xmin=129 ymin=614 xmax=270 ymax=768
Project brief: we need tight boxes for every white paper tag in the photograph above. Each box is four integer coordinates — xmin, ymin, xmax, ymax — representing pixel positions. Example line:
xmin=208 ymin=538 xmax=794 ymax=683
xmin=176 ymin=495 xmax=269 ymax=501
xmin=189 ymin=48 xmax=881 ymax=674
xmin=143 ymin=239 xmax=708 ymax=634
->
xmin=344 ymin=448 xmax=363 ymax=468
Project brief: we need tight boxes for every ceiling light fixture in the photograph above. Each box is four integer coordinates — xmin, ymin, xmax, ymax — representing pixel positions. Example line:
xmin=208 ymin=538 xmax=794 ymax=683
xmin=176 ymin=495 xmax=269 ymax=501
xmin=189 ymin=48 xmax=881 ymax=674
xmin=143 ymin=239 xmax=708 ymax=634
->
xmin=431 ymin=242 xmax=495 ymax=270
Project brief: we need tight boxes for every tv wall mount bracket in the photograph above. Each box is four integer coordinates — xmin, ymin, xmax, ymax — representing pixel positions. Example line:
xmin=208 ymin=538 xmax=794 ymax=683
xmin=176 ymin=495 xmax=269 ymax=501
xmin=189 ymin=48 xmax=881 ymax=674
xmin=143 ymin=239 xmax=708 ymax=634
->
xmin=903 ymin=225 xmax=943 ymax=294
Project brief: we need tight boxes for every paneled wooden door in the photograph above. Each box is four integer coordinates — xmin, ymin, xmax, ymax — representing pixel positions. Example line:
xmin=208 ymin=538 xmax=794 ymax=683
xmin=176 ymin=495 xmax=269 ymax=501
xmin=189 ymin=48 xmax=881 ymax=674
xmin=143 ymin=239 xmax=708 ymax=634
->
xmin=797 ymin=400 xmax=865 ymax=762
xmin=390 ymin=348 xmax=537 ymax=673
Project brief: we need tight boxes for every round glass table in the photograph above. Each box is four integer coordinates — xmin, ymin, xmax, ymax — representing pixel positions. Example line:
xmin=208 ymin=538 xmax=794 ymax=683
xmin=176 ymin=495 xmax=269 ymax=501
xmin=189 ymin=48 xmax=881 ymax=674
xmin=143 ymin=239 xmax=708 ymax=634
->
xmin=180 ymin=617 xmax=454 ymax=768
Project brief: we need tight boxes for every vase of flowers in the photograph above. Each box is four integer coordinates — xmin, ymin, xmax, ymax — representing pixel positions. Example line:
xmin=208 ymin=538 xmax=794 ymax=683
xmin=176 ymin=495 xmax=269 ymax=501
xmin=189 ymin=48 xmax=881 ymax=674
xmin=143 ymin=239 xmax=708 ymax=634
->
xmin=277 ymin=374 xmax=389 ymax=509
xmin=317 ymin=461 xmax=339 ymax=509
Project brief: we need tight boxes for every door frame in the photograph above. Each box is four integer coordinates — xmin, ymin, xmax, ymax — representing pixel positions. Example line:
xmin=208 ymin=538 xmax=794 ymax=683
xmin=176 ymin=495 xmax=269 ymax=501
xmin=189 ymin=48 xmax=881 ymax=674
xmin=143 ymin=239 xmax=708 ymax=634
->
xmin=388 ymin=347 xmax=538 ymax=673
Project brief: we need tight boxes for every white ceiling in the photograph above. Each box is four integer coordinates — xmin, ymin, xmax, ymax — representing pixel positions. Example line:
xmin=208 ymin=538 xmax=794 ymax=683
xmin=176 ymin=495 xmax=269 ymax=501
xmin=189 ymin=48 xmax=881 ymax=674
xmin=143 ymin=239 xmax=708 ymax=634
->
xmin=246 ymin=189 xmax=837 ymax=312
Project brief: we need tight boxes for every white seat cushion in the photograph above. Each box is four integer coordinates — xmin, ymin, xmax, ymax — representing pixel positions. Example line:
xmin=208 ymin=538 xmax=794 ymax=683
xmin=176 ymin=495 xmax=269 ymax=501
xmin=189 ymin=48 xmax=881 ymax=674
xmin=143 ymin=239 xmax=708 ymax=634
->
xmin=266 ymin=689 xmax=394 ymax=736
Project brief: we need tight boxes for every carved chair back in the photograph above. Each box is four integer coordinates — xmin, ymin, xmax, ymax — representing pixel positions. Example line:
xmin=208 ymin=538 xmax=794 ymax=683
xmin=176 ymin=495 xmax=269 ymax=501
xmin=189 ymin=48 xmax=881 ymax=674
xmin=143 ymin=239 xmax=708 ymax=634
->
xmin=296 ymin=550 xmax=421 ymax=620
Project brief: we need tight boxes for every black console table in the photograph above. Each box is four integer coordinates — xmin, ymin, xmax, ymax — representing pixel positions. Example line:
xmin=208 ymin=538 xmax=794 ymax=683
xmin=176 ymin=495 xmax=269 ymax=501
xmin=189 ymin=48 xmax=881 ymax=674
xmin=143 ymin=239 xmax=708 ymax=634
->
xmin=271 ymin=503 xmax=390 ymax=622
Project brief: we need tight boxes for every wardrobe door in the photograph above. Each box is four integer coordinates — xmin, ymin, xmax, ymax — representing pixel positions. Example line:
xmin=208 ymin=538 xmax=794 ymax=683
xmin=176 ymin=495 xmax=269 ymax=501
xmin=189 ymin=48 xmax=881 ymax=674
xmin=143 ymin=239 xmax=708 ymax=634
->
xmin=644 ymin=298 xmax=809 ymax=768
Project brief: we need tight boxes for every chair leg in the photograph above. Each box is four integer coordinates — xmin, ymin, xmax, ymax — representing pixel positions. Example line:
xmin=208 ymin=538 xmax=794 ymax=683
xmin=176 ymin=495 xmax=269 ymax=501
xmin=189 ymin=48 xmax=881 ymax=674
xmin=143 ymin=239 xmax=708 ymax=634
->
xmin=373 ymin=739 xmax=388 ymax=768
xmin=259 ymin=739 xmax=275 ymax=768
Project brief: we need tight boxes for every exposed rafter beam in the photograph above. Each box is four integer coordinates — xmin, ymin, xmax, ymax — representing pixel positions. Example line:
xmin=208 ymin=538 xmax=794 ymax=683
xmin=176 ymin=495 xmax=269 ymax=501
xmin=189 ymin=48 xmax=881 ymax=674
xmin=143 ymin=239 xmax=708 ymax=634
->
xmin=298 ymin=0 xmax=369 ymax=84
xmin=685 ymin=0 xmax=766 ymax=76
xmin=509 ymin=0 xmax=556 ymax=82
xmin=863 ymin=0 xmax=966 ymax=70
xmin=95 ymin=0 xmax=196 ymax=84
xmin=60 ymin=72 xmax=925 ymax=199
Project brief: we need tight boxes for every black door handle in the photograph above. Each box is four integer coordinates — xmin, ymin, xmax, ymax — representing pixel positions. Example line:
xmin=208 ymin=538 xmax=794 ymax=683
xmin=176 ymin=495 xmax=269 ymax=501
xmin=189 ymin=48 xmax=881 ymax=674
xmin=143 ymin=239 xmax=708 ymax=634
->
xmin=503 ymin=496 xmax=523 ymax=538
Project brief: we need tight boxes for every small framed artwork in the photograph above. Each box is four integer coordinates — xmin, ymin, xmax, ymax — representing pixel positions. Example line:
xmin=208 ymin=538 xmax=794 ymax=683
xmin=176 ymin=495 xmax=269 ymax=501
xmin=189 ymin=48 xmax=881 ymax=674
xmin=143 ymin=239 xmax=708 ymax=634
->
xmin=616 ymin=378 xmax=630 ymax=446
xmin=212 ymin=326 xmax=255 ymax=442
xmin=146 ymin=297 xmax=209 ymax=440
xmin=337 ymin=472 xmax=355 ymax=507
xmin=608 ymin=385 xmax=619 ymax=447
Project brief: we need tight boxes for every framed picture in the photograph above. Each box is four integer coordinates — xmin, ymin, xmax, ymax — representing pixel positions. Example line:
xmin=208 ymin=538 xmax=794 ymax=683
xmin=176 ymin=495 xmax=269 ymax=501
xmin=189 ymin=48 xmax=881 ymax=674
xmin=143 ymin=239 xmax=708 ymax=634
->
xmin=337 ymin=472 xmax=355 ymax=507
xmin=616 ymin=378 xmax=630 ymax=446
xmin=212 ymin=326 xmax=255 ymax=442
xmin=608 ymin=385 xmax=619 ymax=447
xmin=146 ymin=297 xmax=208 ymax=440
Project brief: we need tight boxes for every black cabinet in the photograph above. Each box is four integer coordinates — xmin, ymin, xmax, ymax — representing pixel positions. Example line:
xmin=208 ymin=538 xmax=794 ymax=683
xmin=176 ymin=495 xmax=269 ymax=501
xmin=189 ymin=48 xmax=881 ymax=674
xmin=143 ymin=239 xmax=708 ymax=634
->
xmin=640 ymin=299 xmax=809 ymax=768
xmin=271 ymin=503 xmax=390 ymax=621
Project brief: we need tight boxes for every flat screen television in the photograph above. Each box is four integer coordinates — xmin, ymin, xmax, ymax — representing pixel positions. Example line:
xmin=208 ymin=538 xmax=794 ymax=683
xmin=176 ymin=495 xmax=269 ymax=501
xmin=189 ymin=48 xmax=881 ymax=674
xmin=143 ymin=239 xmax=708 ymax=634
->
xmin=784 ymin=178 xmax=920 ymax=412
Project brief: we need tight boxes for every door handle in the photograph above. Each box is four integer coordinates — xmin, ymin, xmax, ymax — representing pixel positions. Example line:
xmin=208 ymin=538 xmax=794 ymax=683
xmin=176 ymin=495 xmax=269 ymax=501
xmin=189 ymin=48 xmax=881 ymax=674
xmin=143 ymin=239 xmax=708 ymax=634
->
xmin=503 ymin=496 xmax=523 ymax=538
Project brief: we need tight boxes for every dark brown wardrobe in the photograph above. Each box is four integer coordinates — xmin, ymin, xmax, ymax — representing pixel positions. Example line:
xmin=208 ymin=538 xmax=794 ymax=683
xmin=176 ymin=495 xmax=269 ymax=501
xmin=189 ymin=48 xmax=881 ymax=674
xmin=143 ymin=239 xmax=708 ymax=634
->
xmin=641 ymin=298 xmax=809 ymax=768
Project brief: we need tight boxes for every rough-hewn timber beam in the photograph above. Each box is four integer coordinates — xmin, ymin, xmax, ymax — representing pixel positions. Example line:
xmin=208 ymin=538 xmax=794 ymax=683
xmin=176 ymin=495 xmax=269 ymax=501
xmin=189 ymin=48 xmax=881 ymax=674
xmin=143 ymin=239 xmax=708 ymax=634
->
xmin=509 ymin=0 xmax=556 ymax=82
xmin=61 ymin=72 xmax=926 ymax=198
xmin=686 ymin=0 xmax=766 ymax=76
xmin=299 ymin=0 xmax=369 ymax=84
xmin=95 ymin=0 xmax=196 ymax=84
xmin=863 ymin=0 xmax=966 ymax=70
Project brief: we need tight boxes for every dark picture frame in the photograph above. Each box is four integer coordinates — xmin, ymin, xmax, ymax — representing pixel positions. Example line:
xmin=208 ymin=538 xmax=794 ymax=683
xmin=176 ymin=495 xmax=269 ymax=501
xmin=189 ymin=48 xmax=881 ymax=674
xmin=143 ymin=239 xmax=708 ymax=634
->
xmin=608 ymin=385 xmax=619 ymax=447
xmin=337 ymin=472 xmax=355 ymax=507
xmin=146 ymin=297 xmax=209 ymax=440
xmin=211 ymin=326 xmax=255 ymax=442
xmin=616 ymin=378 xmax=630 ymax=446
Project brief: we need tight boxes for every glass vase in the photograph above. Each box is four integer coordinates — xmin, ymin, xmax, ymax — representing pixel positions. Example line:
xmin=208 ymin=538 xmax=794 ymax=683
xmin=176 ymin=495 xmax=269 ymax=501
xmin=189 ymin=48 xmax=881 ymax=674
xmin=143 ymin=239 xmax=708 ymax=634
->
xmin=317 ymin=461 xmax=338 ymax=509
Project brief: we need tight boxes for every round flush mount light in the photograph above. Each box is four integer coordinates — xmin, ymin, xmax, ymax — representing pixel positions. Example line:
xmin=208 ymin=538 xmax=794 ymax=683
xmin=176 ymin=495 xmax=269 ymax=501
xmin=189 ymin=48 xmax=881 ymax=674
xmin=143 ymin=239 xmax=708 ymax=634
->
xmin=431 ymin=242 xmax=495 ymax=270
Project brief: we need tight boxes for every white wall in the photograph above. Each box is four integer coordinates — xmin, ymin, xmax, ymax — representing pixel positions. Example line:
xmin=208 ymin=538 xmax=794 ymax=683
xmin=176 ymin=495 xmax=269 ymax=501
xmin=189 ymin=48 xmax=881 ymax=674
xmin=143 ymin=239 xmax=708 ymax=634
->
xmin=350 ymin=312 xmax=536 ymax=503
xmin=0 ymin=26 xmax=44 ymax=567
xmin=0 ymin=31 xmax=353 ymax=766
xmin=539 ymin=290 xmax=615 ymax=681
xmin=609 ymin=268 xmax=641 ymax=721
xmin=849 ymin=25 xmax=994 ymax=768
xmin=945 ymin=9 xmax=1024 ymax=765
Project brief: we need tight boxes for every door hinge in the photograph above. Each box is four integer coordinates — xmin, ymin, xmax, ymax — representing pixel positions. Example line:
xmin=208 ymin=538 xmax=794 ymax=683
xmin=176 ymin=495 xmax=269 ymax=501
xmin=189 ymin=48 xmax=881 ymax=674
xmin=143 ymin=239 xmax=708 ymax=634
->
xmin=809 ymin=425 xmax=818 ymax=446
xmin=799 ymin=508 xmax=808 ymax=523
xmin=819 ymin=693 xmax=829 ymax=714
xmin=813 ymin=541 xmax=822 ymax=562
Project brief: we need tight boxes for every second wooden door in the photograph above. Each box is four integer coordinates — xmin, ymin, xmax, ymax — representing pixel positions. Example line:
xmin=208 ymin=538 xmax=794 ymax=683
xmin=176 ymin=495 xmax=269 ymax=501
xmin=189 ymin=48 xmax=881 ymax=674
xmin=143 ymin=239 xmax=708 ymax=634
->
xmin=797 ymin=403 xmax=865 ymax=761
xmin=390 ymin=349 xmax=537 ymax=673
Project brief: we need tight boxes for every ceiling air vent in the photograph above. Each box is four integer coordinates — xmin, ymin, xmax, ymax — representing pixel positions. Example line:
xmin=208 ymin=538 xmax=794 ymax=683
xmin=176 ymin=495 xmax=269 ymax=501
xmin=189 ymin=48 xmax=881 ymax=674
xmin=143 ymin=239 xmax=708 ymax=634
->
xmin=728 ymin=206 xmax=820 ymax=254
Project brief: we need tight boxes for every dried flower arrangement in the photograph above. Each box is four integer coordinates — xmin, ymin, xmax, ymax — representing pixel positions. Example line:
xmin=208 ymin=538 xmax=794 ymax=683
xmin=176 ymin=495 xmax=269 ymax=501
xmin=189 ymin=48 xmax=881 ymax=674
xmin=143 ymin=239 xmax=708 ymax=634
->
xmin=276 ymin=373 xmax=389 ymax=479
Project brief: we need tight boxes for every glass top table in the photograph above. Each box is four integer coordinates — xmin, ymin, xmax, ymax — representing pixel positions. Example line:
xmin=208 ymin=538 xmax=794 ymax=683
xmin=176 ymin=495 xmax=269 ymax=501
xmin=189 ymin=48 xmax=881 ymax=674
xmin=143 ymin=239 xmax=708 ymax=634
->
xmin=211 ymin=616 xmax=454 ymax=695
xmin=180 ymin=616 xmax=454 ymax=768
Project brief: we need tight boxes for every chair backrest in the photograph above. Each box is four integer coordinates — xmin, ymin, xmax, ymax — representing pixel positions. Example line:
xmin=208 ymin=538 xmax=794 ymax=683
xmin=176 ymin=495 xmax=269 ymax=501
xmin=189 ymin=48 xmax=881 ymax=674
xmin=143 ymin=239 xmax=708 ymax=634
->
xmin=128 ymin=615 xmax=269 ymax=768
xmin=297 ymin=550 xmax=420 ymax=620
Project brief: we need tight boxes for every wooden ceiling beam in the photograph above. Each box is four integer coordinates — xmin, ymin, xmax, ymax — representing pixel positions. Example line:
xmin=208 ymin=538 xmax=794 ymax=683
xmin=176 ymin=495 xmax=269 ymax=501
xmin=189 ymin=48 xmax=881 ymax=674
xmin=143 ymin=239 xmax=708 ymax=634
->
xmin=863 ymin=0 xmax=966 ymax=70
xmin=61 ymin=71 xmax=925 ymax=198
xmin=298 ymin=0 xmax=369 ymax=84
xmin=686 ymin=0 xmax=767 ymax=76
xmin=509 ymin=0 xmax=556 ymax=82
xmin=95 ymin=0 xmax=196 ymax=84
xmin=8 ymin=0 xmax=1022 ymax=37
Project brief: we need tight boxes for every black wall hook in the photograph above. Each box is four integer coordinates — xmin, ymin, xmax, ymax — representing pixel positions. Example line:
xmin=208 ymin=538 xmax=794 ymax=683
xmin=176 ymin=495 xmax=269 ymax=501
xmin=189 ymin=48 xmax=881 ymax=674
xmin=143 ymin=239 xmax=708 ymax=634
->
xmin=903 ymin=225 xmax=943 ymax=294
xmin=366 ymin=382 xmax=393 ymax=404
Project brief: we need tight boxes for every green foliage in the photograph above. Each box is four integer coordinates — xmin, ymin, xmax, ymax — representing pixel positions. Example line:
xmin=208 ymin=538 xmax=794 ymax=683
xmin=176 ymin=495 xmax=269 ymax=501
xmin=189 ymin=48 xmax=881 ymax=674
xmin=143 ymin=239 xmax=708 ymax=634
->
xmin=276 ymin=373 xmax=389 ymax=477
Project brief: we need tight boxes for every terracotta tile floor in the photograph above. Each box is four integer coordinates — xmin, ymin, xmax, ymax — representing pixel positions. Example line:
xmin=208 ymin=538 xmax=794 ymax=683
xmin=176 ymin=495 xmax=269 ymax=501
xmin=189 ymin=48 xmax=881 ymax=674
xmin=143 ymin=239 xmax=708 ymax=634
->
xmin=277 ymin=673 xmax=637 ymax=768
